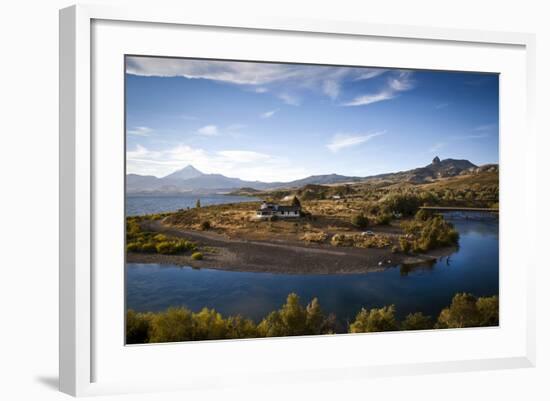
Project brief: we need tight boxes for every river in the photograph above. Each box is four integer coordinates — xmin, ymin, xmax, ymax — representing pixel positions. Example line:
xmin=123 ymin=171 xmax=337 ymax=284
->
xmin=126 ymin=214 xmax=498 ymax=325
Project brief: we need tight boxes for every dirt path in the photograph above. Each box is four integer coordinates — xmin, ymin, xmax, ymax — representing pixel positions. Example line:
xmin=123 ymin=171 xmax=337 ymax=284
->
xmin=127 ymin=220 xmax=451 ymax=274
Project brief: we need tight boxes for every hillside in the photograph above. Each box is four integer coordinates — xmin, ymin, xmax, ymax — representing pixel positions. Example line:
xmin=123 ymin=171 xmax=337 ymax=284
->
xmin=126 ymin=157 xmax=497 ymax=194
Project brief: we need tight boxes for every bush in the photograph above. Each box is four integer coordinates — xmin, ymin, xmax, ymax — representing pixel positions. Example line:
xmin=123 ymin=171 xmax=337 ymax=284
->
xmin=126 ymin=242 xmax=140 ymax=252
xmin=126 ymin=310 xmax=151 ymax=344
xmin=191 ymin=252 xmax=203 ymax=260
xmin=375 ymin=213 xmax=392 ymax=225
xmin=351 ymin=213 xmax=369 ymax=229
xmin=436 ymin=293 xmax=499 ymax=329
xmin=402 ymin=312 xmax=433 ymax=330
xmin=200 ymin=220 xmax=211 ymax=230
xmin=156 ymin=241 xmax=175 ymax=255
xmin=301 ymin=231 xmax=328 ymax=243
xmin=349 ymin=305 xmax=398 ymax=333
xmin=149 ymin=307 xmax=194 ymax=343
xmin=141 ymin=242 xmax=157 ymax=253
xmin=400 ymin=214 xmax=459 ymax=252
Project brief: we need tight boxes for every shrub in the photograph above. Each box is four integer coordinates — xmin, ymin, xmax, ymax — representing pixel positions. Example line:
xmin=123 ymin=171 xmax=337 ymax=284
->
xmin=351 ymin=213 xmax=369 ymax=229
xmin=126 ymin=310 xmax=151 ymax=344
xmin=436 ymin=293 xmax=498 ymax=329
xmin=141 ymin=242 xmax=157 ymax=253
xmin=349 ymin=305 xmax=398 ymax=333
xmin=402 ymin=312 xmax=433 ymax=330
xmin=200 ymin=220 xmax=211 ymax=230
xmin=301 ymin=231 xmax=328 ymax=243
xmin=149 ymin=307 xmax=194 ymax=343
xmin=126 ymin=242 xmax=140 ymax=252
xmin=153 ymin=233 xmax=168 ymax=242
xmin=375 ymin=213 xmax=392 ymax=225
xmin=156 ymin=241 xmax=176 ymax=254
xmin=401 ymin=214 xmax=459 ymax=252
xmin=191 ymin=252 xmax=203 ymax=260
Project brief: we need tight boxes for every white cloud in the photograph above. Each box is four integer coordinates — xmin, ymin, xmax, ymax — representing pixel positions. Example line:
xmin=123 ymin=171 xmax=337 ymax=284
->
xmin=342 ymin=90 xmax=395 ymax=106
xmin=354 ymin=69 xmax=387 ymax=80
xmin=126 ymin=144 xmax=311 ymax=182
xmin=197 ymin=125 xmax=219 ymax=136
xmin=326 ymin=132 xmax=385 ymax=152
xmin=343 ymin=70 xmax=415 ymax=107
xmin=126 ymin=56 xmax=389 ymax=105
xmin=127 ymin=126 xmax=154 ymax=136
xmin=322 ymin=80 xmax=340 ymax=99
xmin=217 ymin=150 xmax=271 ymax=163
xmin=260 ymin=110 xmax=277 ymax=119
xmin=278 ymin=93 xmax=301 ymax=106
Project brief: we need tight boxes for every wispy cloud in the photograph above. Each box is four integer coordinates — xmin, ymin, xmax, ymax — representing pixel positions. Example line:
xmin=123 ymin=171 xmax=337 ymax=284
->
xmin=127 ymin=126 xmax=154 ymax=136
xmin=429 ymin=142 xmax=446 ymax=152
xmin=322 ymin=80 xmax=340 ymax=99
xmin=217 ymin=150 xmax=271 ymax=163
xmin=435 ymin=102 xmax=449 ymax=109
xmin=342 ymin=90 xmax=395 ymax=107
xmin=473 ymin=123 xmax=497 ymax=132
xmin=278 ymin=93 xmax=301 ymax=106
xmin=326 ymin=131 xmax=385 ymax=152
xmin=343 ymin=71 xmax=415 ymax=107
xmin=196 ymin=125 xmax=219 ymax=136
xmin=126 ymin=57 xmax=388 ymax=106
xmin=260 ymin=110 xmax=277 ymax=119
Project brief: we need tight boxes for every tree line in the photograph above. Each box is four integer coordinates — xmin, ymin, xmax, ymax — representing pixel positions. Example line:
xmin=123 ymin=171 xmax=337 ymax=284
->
xmin=127 ymin=292 xmax=498 ymax=344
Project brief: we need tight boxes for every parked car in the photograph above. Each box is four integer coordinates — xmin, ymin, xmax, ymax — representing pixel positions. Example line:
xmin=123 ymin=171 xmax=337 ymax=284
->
xmin=361 ymin=231 xmax=374 ymax=236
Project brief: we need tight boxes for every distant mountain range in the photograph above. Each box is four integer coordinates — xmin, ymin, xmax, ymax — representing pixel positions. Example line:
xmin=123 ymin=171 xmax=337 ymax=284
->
xmin=126 ymin=157 xmax=498 ymax=194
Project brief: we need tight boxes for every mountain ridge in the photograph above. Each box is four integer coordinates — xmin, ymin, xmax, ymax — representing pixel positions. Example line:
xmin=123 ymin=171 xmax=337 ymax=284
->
xmin=126 ymin=158 xmax=497 ymax=194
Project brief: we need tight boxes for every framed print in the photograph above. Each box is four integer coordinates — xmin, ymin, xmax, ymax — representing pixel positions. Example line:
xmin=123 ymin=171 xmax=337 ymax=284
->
xmin=59 ymin=4 xmax=536 ymax=397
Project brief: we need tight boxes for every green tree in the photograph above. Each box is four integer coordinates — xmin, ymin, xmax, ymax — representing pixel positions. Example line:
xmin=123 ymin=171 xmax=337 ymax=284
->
xmin=305 ymin=298 xmax=324 ymax=335
xmin=196 ymin=198 xmax=201 ymax=208
xmin=436 ymin=293 xmax=482 ymax=329
xmin=402 ymin=312 xmax=433 ymax=331
xmin=126 ymin=310 xmax=151 ymax=344
xmin=476 ymin=295 xmax=499 ymax=326
xmin=149 ymin=307 xmax=194 ymax=343
xmin=193 ymin=308 xmax=228 ymax=340
xmin=349 ymin=305 xmax=398 ymax=333
xmin=280 ymin=293 xmax=308 ymax=335
xmin=291 ymin=196 xmax=302 ymax=208
xmin=226 ymin=316 xmax=258 ymax=339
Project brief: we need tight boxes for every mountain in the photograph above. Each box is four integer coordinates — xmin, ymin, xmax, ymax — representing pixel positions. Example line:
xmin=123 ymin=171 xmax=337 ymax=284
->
xmin=280 ymin=173 xmax=362 ymax=188
xmin=366 ymin=157 xmax=478 ymax=183
xmin=163 ymin=165 xmax=204 ymax=181
xmin=126 ymin=157 xmax=489 ymax=194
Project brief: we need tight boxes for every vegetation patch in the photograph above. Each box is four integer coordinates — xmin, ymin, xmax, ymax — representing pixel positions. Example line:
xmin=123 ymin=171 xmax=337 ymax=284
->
xmin=330 ymin=233 xmax=392 ymax=249
xmin=126 ymin=292 xmax=498 ymax=343
xmin=399 ymin=210 xmax=459 ymax=253
xmin=126 ymin=217 xmax=197 ymax=255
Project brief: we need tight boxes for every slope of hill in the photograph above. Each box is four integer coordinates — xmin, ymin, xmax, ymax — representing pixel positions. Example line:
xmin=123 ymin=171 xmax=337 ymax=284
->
xmin=126 ymin=157 xmax=495 ymax=194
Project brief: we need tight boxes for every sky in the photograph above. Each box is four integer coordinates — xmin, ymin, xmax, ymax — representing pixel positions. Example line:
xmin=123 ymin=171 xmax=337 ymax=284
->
xmin=126 ymin=56 xmax=499 ymax=182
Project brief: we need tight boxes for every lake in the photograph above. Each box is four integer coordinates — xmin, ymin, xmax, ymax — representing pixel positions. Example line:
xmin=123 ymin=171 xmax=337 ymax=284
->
xmin=126 ymin=215 xmax=499 ymax=325
xmin=126 ymin=193 xmax=259 ymax=216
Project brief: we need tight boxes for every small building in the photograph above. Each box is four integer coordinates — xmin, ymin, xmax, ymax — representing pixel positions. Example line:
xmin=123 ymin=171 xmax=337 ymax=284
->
xmin=256 ymin=201 xmax=301 ymax=219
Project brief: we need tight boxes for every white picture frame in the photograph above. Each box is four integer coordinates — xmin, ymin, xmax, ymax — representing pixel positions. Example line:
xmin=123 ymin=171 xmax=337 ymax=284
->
xmin=59 ymin=4 xmax=536 ymax=397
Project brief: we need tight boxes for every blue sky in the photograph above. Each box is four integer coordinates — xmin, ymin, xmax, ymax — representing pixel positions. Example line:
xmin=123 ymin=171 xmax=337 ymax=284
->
xmin=126 ymin=56 xmax=499 ymax=182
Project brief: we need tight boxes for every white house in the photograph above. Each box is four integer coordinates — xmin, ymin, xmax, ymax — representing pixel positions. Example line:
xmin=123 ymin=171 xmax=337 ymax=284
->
xmin=255 ymin=201 xmax=301 ymax=219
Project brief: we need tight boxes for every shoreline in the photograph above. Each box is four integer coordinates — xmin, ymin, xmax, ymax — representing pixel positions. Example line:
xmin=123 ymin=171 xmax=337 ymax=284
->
xmin=127 ymin=220 xmax=457 ymax=275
